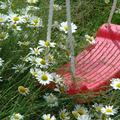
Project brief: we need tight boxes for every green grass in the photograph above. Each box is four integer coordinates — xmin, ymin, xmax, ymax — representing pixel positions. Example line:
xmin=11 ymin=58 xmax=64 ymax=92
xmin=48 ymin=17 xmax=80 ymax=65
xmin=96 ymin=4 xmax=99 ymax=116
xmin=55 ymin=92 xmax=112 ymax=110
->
xmin=0 ymin=0 xmax=120 ymax=120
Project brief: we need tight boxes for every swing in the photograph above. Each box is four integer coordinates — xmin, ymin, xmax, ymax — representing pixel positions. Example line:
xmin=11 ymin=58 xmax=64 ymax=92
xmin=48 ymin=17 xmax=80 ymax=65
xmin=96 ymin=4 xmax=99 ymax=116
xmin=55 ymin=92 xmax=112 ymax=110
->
xmin=47 ymin=0 xmax=120 ymax=98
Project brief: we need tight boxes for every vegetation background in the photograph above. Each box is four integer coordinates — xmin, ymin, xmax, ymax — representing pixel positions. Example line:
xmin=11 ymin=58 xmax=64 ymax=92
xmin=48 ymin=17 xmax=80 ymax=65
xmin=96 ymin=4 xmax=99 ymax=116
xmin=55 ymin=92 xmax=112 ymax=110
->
xmin=0 ymin=0 xmax=120 ymax=120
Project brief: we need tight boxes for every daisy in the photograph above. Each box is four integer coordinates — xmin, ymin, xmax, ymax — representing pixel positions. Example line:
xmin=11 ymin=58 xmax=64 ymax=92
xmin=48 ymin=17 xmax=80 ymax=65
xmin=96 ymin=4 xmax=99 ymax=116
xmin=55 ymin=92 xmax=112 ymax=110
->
xmin=101 ymin=106 xmax=117 ymax=115
xmin=27 ymin=56 xmax=37 ymax=65
xmin=92 ymin=103 xmax=103 ymax=112
xmin=29 ymin=16 xmax=43 ymax=27
xmin=43 ymin=93 xmax=58 ymax=107
xmin=35 ymin=58 xmax=49 ymax=68
xmin=42 ymin=114 xmax=56 ymax=120
xmin=85 ymin=34 xmax=96 ymax=44
xmin=29 ymin=47 xmax=43 ymax=56
xmin=110 ymin=78 xmax=120 ymax=90
xmin=59 ymin=109 xmax=70 ymax=120
xmin=8 ymin=12 xmax=23 ymax=24
xmin=60 ymin=21 xmax=77 ymax=33
xmin=39 ymin=40 xmax=56 ymax=48
xmin=0 ymin=58 xmax=4 ymax=66
xmin=18 ymin=86 xmax=29 ymax=96
xmin=12 ymin=64 xmax=27 ymax=73
xmin=0 ymin=13 xmax=8 ymax=23
xmin=77 ymin=115 xmax=91 ymax=120
xmin=27 ymin=0 xmax=38 ymax=4
xmin=10 ymin=113 xmax=24 ymax=120
xmin=37 ymin=72 xmax=53 ymax=85
xmin=72 ymin=105 xmax=89 ymax=120
xmin=9 ymin=23 xmax=22 ymax=31
xmin=30 ymin=68 xmax=41 ymax=77
xmin=0 ymin=32 xmax=9 ymax=41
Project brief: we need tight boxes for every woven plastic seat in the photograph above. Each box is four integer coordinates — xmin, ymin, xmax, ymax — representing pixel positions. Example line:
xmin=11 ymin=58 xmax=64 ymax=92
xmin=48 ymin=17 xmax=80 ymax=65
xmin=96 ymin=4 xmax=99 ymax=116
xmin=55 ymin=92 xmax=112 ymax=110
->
xmin=58 ymin=23 xmax=120 ymax=95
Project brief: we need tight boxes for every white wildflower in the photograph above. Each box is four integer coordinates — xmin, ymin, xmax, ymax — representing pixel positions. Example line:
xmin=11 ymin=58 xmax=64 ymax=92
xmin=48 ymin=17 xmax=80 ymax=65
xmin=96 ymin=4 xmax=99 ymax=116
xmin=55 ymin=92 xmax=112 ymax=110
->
xmin=60 ymin=21 xmax=77 ymax=33
xmin=43 ymin=93 xmax=58 ymax=107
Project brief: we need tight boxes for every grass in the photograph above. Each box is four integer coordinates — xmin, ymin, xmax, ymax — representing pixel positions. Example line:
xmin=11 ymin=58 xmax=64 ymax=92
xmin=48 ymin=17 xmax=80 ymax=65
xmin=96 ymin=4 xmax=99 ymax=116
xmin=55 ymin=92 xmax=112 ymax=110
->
xmin=0 ymin=0 xmax=120 ymax=120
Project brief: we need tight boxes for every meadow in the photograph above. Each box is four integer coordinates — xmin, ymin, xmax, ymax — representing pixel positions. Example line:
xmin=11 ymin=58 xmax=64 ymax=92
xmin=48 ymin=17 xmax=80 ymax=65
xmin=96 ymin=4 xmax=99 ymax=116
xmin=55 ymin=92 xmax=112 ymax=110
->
xmin=0 ymin=0 xmax=120 ymax=120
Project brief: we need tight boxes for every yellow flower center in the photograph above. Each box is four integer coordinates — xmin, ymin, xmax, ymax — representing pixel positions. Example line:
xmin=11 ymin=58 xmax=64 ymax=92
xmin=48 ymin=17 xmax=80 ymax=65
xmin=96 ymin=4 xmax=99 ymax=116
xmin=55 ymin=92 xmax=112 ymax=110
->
xmin=0 ymin=33 xmax=5 ymax=39
xmin=32 ymin=72 xmax=38 ymax=76
xmin=77 ymin=109 xmax=85 ymax=115
xmin=72 ymin=111 xmax=79 ymax=119
xmin=34 ymin=48 xmax=39 ymax=54
xmin=106 ymin=108 xmax=112 ymax=113
xmin=46 ymin=118 xmax=51 ymax=120
xmin=33 ymin=19 xmax=38 ymax=24
xmin=13 ymin=16 xmax=20 ymax=22
xmin=40 ymin=59 xmax=46 ymax=65
xmin=0 ymin=18 xmax=4 ymax=22
xmin=96 ymin=106 xmax=102 ymax=112
xmin=45 ymin=41 xmax=50 ymax=47
xmin=14 ymin=114 xmax=20 ymax=119
xmin=64 ymin=25 xmax=69 ymax=31
xmin=60 ymin=112 xmax=65 ymax=119
xmin=41 ymin=74 xmax=48 ymax=81
xmin=116 ymin=83 xmax=120 ymax=88
xmin=18 ymin=86 xmax=27 ymax=94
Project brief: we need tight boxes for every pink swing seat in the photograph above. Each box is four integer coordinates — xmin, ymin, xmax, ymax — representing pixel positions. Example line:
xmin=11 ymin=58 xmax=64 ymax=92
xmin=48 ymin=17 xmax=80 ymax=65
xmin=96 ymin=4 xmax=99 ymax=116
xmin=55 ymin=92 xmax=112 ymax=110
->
xmin=58 ymin=23 xmax=120 ymax=95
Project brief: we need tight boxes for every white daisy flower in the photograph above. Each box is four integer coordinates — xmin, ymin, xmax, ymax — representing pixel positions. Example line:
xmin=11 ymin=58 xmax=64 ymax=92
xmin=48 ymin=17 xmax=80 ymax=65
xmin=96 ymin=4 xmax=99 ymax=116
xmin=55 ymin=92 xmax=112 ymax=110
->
xmin=53 ymin=4 xmax=62 ymax=11
xmin=37 ymin=72 xmax=53 ymax=85
xmin=9 ymin=23 xmax=22 ymax=31
xmin=77 ymin=115 xmax=91 ymax=120
xmin=0 ymin=32 xmax=9 ymax=41
xmin=59 ymin=109 xmax=70 ymax=120
xmin=10 ymin=113 xmax=24 ymax=120
xmin=8 ymin=12 xmax=23 ymax=24
xmin=60 ymin=21 xmax=77 ymax=33
xmin=12 ymin=64 xmax=27 ymax=73
xmin=42 ymin=114 xmax=56 ymax=120
xmin=92 ymin=103 xmax=103 ymax=112
xmin=29 ymin=16 xmax=42 ymax=27
xmin=0 ymin=58 xmax=4 ymax=66
xmin=85 ymin=34 xmax=96 ymax=44
xmin=43 ymin=93 xmax=58 ymax=107
xmin=110 ymin=78 xmax=120 ymax=90
xmin=0 ymin=13 xmax=8 ymax=23
xmin=39 ymin=40 xmax=56 ymax=48
xmin=35 ymin=58 xmax=49 ymax=68
xmin=101 ymin=106 xmax=117 ymax=115
xmin=30 ymin=68 xmax=41 ymax=77
xmin=27 ymin=56 xmax=37 ymax=65
xmin=27 ymin=0 xmax=38 ymax=4
xmin=29 ymin=47 xmax=43 ymax=56
xmin=72 ymin=105 xmax=89 ymax=120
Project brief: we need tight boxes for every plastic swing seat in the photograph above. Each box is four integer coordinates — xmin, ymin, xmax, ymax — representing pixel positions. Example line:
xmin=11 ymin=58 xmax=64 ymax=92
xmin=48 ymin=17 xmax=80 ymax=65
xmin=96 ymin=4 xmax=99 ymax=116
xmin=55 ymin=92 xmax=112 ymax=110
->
xmin=58 ymin=23 xmax=120 ymax=95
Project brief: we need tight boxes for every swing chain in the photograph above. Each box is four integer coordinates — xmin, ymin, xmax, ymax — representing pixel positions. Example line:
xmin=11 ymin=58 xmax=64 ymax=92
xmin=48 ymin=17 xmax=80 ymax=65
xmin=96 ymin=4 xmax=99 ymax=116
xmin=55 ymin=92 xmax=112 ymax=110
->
xmin=108 ymin=0 xmax=117 ymax=24
xmin=47 ymin=0 xmax=54 ymax=42
xmin=66 ymin=0 xmax=76 ymax=80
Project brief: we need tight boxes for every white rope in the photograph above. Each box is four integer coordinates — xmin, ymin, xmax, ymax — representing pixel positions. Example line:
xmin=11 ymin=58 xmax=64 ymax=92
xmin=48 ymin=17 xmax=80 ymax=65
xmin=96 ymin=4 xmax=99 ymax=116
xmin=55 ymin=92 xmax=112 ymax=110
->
xmin=66 ymin=0 xmax=76 ymax=80
xmin=47 ymin=0 xmax=54 ymax=41
xmin=108 ymin=0 xmax=117 ymax=24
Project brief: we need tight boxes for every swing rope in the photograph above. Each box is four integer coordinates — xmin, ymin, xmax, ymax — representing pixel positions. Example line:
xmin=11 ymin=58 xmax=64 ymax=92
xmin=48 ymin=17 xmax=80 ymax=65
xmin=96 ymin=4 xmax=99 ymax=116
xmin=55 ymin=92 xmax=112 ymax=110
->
xmin=108 ymin=0 xmax=117 ymax=24
xmin=66 ymin=0 xmax=76 ymax=80
xmin=47 ymin=0 xmax=54 ymax=42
